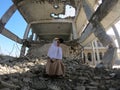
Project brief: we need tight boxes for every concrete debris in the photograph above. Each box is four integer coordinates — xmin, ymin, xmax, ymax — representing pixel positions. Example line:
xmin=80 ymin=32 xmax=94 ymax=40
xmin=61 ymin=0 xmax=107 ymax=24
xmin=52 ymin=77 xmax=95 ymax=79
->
xmin=0 ymin=56 xmax=120 ymax=90
xmin=0 ymin=80 xmax=20 ymax=89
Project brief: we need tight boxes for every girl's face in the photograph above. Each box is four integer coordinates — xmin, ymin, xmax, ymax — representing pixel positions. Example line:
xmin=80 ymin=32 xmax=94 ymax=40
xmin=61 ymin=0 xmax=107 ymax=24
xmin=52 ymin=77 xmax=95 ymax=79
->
xmin=57 ymin=40 xmax=60 ymax=46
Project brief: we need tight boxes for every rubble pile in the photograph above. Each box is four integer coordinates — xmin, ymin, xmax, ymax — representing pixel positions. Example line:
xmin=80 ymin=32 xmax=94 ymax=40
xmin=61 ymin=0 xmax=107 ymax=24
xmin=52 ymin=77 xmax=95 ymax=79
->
xmin=0 ymin=55 xmax=120 ymax=90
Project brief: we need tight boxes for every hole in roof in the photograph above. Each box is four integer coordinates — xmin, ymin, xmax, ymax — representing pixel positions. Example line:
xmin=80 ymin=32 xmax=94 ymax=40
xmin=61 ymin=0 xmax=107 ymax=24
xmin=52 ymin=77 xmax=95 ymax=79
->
xmin=53 ymin=4 xmax=59 ymax=9
xmin=50 ymin=13 xmax=59 ymax=18
xmin=51 ymin=4 xmax=75 ymax=19
xmin=98 ymin=0 xmax=102 ymax=4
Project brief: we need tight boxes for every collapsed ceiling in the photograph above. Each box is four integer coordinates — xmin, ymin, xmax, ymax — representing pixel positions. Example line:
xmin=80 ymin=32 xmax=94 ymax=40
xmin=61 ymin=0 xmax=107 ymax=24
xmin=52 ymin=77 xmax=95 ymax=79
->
xmin=12 ymin=0 xmax=81 ymax=41
xmin=12 ymin=0 xmax=120 ymax=42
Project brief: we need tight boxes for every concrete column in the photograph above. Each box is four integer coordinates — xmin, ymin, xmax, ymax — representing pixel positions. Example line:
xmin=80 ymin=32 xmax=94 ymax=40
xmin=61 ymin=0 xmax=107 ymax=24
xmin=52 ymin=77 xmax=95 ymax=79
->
xmin=81 ymin=51 xmax=84 ymax=59
xmin=20 ymin=24 xmax=31 ymax=57
xmin=94 ymin=40 xmax=100 ymax=62
xmin=72 ymin=22 xmax=78 ymax=39
xmin=91 ymin=41 xmax=96 ymax=65
xmin=23 ymin=24 xmax=31 ymax=39
xmin=112 ymin=25 xmax=120 ymax=49
xmin=28 ymin=32 xmax=33 ymax=41
xmin=81 ymin=51 xmax=84 ymax=63
xmin=82 ymin=0 xmax=94 ymax=20
xmin=70 ymin=33 xmax=73 ymax=40
xmin=35 ymin=34 xmax=38 ymax=41
xmin=31 ymin=32 xmax=34 ymax=40
xmin=85 ymin=53 xmax=88 ymax=64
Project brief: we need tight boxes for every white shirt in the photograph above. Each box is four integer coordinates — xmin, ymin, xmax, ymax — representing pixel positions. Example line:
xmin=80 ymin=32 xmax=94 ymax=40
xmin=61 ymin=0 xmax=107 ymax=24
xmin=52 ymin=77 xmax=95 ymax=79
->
xmin=47 ymin=40 xmax=62 ymax=60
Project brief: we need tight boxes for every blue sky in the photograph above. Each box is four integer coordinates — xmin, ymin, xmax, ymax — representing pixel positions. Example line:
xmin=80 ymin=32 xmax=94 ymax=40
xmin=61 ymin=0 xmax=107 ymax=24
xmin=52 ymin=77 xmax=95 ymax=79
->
xmin=0 ymin=0 xmax=27 ymax=57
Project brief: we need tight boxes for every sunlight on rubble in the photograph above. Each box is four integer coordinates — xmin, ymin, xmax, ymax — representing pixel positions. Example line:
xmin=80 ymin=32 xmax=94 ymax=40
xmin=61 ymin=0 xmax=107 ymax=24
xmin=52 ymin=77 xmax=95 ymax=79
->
xmin=0 ymin=58 xmax=47 ymax=75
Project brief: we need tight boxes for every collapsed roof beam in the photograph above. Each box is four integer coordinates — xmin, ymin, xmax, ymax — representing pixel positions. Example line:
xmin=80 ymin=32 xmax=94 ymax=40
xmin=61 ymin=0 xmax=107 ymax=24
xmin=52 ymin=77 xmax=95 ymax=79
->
xmin=78 ymin=0 xmax=118 ymax=45
xmin=38 ymin=33 xmax=69 ymax=35
xmin=0 ymin=4 xmax=22 ymax=44
xmin=30 ymin=19 xmax=73 ymax=24
xmin=0 ymin=22 xmax=22 ymax=44
xmin=93 ymin=0 xmax=118 ymax=22
xmin=1 ymin=4 xmax=17 ymax=25
xmin=78 ymin=0 xmax=118 ymax=69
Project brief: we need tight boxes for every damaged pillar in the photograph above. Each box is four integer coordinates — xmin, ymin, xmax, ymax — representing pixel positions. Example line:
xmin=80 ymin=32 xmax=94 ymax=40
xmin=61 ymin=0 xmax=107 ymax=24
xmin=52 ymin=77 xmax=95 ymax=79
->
xmin=81 ymin=51 xmax=84 ymax=63
xmin=85 ymin=54 xmax=88 ymax=64
xmin=93 ymin=21 xmax=117 ymax=69
xmin=20 ymin=24 xmax=31 ymax=57
xmin=72 ymin=21 xmax=78 ymax=39
xmin=94 ymin=40 xmax=100 ymax=62
xmin=91 ymin=41 xmax=96 ymax=65
xmin=81 ymin=0 xmax=118 ymax=69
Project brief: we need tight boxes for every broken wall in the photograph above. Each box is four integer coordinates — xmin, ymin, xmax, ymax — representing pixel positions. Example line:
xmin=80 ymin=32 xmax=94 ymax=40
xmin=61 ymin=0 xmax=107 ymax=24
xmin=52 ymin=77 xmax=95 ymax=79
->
xmin=26 ymin=43 xmax=71 ymax=58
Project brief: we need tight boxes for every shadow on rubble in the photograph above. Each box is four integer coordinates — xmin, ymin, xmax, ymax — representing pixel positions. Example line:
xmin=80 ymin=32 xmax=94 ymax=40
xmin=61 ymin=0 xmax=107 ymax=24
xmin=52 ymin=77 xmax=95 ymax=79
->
xmin=1 ymin=55 xmax=120 ymax=90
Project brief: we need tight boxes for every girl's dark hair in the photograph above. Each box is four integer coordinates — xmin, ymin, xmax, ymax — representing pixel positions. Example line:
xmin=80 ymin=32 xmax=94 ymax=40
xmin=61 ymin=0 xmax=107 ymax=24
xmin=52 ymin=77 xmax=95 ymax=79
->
xmin=59 ymin=38 xmax=64 ymax=43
